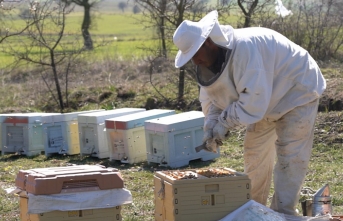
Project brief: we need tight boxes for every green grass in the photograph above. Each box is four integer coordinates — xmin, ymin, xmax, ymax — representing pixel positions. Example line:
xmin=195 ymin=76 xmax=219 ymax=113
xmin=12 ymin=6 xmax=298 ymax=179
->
xmin=64 ymin=12 xmax=152 ymax=38
xmin=0 ymin=12 xmax=155 ymax=68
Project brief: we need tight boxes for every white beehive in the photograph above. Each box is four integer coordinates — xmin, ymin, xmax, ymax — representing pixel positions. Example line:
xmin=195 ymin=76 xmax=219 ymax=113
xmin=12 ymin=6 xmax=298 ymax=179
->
xmin=144 ymin=111 xmax=220 ymax=168
xmin=78 ymin=108 xmax=146 ymax=159
xmin=105 ymin=109 xmax=176 ymax=164
xmin=1 ymin=113 xmax=60 ymax=156
xmin=43 ymin=110 xmax=105 ymax=157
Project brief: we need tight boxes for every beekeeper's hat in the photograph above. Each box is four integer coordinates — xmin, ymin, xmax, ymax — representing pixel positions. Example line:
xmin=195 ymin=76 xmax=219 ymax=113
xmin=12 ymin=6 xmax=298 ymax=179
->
xmin=173 ymin=10 xmax=231 ymax=68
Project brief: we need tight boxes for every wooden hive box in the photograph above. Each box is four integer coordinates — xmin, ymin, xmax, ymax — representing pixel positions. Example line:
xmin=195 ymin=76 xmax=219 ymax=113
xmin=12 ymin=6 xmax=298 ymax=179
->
xmin=154 ymin=168 xmax=251 ymax=221
xmin=19 ymin=192 xmax=122 ymax=221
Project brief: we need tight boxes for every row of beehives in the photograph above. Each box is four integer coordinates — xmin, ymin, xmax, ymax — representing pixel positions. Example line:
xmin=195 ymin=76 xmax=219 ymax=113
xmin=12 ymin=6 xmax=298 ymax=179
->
xmin=0 ymin=108 xmax=220 ymax=168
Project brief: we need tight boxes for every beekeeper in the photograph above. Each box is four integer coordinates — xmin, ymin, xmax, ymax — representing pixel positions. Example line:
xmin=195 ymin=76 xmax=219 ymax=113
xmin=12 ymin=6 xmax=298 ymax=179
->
xmin=173 ymin=10 xmax=326 ymax=215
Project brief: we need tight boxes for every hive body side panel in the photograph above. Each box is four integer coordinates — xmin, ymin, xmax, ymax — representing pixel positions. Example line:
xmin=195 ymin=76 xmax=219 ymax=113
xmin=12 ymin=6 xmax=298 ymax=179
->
xmin=107 ymin=129 xmax=126 ymax=161
xmin=28 ymin=122 xmax=45 ymax=155
xmin=2 ymin=124 xmax=25 ymax=154
xmin=95 ymin=124 xmax=109 ymax=159
xmin=20 ymin=197 xmax=122 ymax=221
xmin=146 ymin=131 xmax=169 ymax=165
xmin=154 ymin=172 xmax=251 ymax=221
xmin=166 ymin=127 xmax=219 ymax=168
xmin=44 ymin=122 xmax=66 ymax=156
xmin=79 ymin=124 xmax=98 ymax=156
xmin=126 ymin=127 xmax=147 ymax=163
xmin=66 ymin=121 xmax=81 ymax=155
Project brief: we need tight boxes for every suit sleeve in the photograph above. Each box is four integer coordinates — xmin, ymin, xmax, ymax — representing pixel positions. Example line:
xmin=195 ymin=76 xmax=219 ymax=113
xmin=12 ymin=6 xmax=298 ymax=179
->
xmin=199 ymin=87 xmax=222 ymax=122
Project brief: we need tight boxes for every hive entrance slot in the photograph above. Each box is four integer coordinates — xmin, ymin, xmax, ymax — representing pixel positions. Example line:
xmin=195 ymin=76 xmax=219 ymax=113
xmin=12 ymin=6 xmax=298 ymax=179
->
xmin=211 ymin=194 xmax=215 ymax=205
xmin=62 ymin=179 xmax=98 ymax=189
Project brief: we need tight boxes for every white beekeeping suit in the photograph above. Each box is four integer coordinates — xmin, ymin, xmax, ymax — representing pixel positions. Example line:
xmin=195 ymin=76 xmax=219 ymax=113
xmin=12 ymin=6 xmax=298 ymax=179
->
xmin=173 ymin=10 xmax=326 ymax=215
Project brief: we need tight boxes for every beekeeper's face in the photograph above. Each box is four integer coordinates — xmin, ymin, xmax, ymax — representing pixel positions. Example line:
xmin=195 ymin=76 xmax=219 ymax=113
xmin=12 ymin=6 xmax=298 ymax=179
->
xmin=191 ymin=38 xmax=218 ymax=68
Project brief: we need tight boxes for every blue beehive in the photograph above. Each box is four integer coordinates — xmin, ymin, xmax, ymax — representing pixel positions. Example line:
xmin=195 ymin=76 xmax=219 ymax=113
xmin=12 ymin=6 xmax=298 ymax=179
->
xmin=144 ymin=111 xmax=220 ymax=168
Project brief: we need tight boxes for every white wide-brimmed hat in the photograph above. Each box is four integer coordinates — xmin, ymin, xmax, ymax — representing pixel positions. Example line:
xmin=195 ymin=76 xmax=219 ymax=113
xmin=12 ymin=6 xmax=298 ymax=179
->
xmin=173 ymin=10 xmax=219 ymax=68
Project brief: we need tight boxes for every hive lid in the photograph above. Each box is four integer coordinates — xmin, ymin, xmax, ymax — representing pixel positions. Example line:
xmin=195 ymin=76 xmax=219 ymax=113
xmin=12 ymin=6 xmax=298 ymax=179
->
xmin=78 ymin=108 xmax=146 ymax=124
xmin=105 ymin=109 xmax=175 ymax=130
xmin=144 ymin=111 xmax=204 ymax=132
xmin=51 ymin=110 xmax=106 ymax=122
xmin=15 ymin=165 xmax=124 ymax=195
xmin=2 ymin=113 xmax=61 ymax=124
xmin=0 ymin=113 xmax=24 ymax=123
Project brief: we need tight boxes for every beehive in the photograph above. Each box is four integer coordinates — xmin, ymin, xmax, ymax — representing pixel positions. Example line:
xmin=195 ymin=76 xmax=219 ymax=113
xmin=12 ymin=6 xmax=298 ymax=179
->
xmin=144 ymin=111 xmax=220 ymax=168
xmin=19 ymin=194 xmax=122 ymax=221
xmin=78 ymin=108 xmax=146 ymax=159
xmin=0 ymin=113 xmax=23 ymax=152
xmin=105 ymin=109 xmax=176 ymax=164
xmin=154 ymin=168 xmax=251 ymax=221
xmin=43 ymin=110 xmax=105 ymax=156
xmin=15 ymin=165 xmax=123 ymax=195
xmin=1 ymin=113 xmax=60 ymax=156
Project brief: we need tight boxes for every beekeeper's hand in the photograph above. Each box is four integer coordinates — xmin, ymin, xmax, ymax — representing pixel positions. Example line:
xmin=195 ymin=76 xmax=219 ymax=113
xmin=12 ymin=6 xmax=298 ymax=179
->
xmin=202 ymin=118 xmax=218 ymax=143
xmin=213 ymin=122 xmax=230 ymax=141
xmin=204 ymin=138 xmax=222 ymax=153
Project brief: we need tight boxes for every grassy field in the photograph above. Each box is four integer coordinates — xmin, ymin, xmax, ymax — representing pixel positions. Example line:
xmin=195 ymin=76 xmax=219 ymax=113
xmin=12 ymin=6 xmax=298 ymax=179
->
xmin=0 ymin=12 xmax=155 ymax=68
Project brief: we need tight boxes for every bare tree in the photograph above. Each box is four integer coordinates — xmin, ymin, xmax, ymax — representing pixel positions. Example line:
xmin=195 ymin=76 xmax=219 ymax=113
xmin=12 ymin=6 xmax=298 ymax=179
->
xmin=61 ymin=0 xmax=101 ymax=50
xmin=133 ymin=4 xmax=141 ymax=14
xmin=0 ymin=0 xmax=37 ymax=44
xmin=260 ymin=0 xmax=343 ymax=61
xmin=2 ymin=1 xmax=84 ymax=112
xmin=135 ymin=0 xmax=195 ymax=101
xmin=237 ymin=0 xmax=275 ymax=27
xmin=135 ymin=0 xmax=233 ymax=102
xmin=118 ymin=1 xmax=127 ymax=12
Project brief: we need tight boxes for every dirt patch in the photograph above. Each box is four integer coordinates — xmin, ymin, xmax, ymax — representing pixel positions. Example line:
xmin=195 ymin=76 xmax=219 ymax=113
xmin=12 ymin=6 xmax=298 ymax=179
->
xmin=314 ymin=111 xmax=343 ymax=145
xmin=318 ymin=77 xmax=343 ymax=112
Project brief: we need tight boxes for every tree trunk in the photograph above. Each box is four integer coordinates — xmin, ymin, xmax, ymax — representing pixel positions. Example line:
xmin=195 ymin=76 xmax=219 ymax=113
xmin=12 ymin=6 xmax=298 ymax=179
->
xmin=238 ymin=0 xmax=259 ymax=27
xmin=178 ymin=67 xmax=185 ymax=101
xmin=159 ymin=0 xmax=167 ymax=58
xmin=82 ymin=2 xmax=93 ymax=50
xmin=176 ymin=0 xmax=186 ymax=102
xmin=244 ymin=16 xmax=251 ymax=27
xmin=50 ymin=50 xmax=64 ymax=112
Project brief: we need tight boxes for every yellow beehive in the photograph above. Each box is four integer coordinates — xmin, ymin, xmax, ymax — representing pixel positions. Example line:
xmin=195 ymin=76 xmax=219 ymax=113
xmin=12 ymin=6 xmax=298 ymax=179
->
xmin=154 ymin=168 xmax=251 ymax=221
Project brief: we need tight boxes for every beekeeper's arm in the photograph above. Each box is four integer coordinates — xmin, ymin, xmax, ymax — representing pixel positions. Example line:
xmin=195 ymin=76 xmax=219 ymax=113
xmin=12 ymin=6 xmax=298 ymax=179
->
xmin=199 ymin=88 xmax=223 ymax=142
xmin=213 ymin=42 xmax=274 ymax=140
